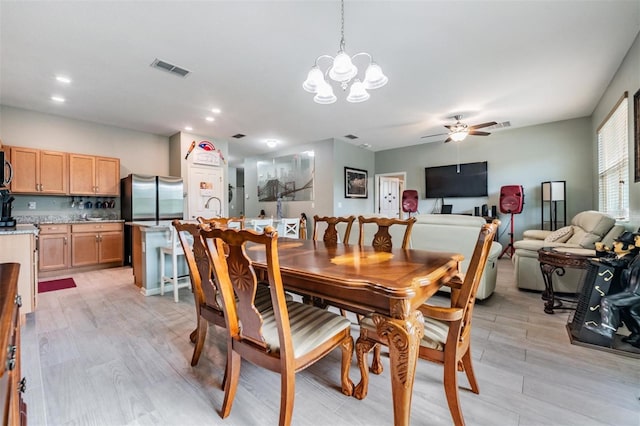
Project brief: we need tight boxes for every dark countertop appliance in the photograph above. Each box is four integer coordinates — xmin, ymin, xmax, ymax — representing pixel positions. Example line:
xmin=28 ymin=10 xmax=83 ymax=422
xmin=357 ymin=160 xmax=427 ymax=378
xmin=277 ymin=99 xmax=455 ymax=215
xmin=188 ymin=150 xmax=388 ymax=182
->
xmin=0 ymin=150 xmax=15 ymax=228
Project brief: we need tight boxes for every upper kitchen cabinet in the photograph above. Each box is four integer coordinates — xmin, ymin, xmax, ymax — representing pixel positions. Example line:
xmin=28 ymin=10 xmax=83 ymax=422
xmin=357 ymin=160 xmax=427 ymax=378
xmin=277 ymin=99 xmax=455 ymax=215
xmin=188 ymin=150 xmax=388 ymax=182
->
xmin=10 ymin=147 xmax=68 ymax=194
xmin=69 ymin=154 xmax=120 ymax=196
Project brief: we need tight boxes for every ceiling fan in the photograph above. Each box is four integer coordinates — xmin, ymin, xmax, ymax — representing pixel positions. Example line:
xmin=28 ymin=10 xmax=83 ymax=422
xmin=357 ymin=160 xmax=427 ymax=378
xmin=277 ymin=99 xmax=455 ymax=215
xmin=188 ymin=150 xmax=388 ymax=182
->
xmin=421 ymin=115 xmax=498 ymax=143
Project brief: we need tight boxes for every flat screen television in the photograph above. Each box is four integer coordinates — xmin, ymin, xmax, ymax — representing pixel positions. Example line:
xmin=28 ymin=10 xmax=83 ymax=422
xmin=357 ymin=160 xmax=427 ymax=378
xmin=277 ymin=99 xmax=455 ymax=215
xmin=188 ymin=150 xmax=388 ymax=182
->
xmin=425 ymin=161 xmax=488 ymax=198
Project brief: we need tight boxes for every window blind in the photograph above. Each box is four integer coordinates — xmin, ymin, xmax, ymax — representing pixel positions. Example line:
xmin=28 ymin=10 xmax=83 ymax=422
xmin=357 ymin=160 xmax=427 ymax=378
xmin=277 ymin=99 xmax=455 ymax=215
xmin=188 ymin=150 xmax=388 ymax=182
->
xmin=597 ymin=93 xmax=628 ymax=220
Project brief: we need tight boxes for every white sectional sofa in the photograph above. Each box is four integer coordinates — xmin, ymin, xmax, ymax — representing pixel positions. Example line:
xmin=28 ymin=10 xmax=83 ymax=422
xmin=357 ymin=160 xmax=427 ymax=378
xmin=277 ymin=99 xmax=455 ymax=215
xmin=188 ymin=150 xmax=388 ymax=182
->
xmin=350 ymin=214 xmax=502 ymax=300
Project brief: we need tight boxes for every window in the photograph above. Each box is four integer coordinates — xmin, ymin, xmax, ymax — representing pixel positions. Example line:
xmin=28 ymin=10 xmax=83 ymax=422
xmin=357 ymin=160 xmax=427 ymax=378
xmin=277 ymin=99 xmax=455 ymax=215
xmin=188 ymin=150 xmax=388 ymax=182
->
xmin=598 ymin=92 xmax=629 ymax=220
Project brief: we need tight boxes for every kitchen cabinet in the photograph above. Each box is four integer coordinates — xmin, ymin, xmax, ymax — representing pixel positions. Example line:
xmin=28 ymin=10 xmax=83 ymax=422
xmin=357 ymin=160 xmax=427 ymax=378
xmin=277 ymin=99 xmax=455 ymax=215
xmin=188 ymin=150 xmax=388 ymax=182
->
xmin=71 ymin=222 xmax=123 ymax=267
xmin=0 ymin=263 xmax=27 ymax=426
xmin=69 ymin=154 xmax=120 ymax=196
xmin=0 ymin=226 xmax=38 ymax=315
xmin=38 ymin=224 xmax=70 ymax=272
xmin=9 ymin=147 xmax=67 ymax=194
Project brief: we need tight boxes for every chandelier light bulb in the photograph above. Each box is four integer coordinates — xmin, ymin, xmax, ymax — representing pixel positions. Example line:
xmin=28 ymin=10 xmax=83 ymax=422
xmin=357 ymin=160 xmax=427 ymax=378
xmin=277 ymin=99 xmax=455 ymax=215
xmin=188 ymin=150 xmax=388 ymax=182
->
xmin=346 ymin=79 xmax=370 ymax=103
xmin=363 ymin=63 xmax=388 ymax=90
xmin=329 ymin=51 xmax=357 ymax=83
xmin=313 ymin=82 xmax=337 ymax=104
xmin=303 ymin=67 xmax=324 ymax=93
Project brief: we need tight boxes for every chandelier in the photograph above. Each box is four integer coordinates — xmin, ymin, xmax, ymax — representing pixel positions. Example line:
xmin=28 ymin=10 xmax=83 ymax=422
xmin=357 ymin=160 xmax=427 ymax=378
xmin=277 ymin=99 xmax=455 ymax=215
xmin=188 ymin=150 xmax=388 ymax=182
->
xmin=302 ymin=0 xmax=388 ymax=104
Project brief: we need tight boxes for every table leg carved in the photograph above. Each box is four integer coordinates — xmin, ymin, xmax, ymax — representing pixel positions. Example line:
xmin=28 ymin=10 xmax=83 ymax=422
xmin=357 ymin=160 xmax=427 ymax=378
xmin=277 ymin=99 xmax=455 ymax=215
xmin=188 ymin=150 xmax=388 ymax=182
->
xmin=540 ymin=262 xmax=566 ymax=314
xmin=354 ymin=305 xmax=424 ymax=426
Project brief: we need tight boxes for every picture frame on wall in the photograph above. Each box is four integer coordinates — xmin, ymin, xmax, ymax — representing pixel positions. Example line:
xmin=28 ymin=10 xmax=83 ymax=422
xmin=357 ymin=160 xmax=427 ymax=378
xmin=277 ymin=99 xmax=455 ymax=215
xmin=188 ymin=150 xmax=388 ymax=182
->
xmin=634 ymin=89 xmax=640 ymax=182
xmin=345 ymin=167 xmax=368 ymax=198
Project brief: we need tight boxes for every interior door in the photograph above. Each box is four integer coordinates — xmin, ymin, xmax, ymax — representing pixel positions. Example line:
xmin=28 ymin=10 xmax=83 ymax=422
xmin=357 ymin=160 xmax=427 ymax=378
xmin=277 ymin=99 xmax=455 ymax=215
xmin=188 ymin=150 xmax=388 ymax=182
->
xmin=379 ymin=176 xmax=400 ymax=218
xmin=188 ymin=166 xmax=224 ymax=219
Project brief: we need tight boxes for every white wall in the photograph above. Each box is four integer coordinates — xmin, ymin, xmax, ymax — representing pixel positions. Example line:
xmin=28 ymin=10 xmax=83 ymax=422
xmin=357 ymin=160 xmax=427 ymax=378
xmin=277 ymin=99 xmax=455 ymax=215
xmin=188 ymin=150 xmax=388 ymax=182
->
xmin=375 ymin=117 xmax=594 ymax=248
xmin=0 ymin=105 xmax=170 ymax=177
xmin=591 ymin=30 xmax=640 ymax=228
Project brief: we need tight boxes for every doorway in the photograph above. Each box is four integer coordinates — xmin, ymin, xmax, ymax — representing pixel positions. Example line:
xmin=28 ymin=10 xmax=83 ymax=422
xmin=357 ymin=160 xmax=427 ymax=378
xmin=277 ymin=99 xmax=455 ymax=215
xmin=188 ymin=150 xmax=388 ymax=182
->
xmin=375 ymin=172 xmax=407 ymax=218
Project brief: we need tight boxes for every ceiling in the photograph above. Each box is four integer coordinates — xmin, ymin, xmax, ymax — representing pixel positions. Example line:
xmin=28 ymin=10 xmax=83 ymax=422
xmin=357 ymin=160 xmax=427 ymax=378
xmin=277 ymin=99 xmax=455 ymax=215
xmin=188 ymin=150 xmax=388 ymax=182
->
xmin=1 ymin=1 xmax=639 ymax=168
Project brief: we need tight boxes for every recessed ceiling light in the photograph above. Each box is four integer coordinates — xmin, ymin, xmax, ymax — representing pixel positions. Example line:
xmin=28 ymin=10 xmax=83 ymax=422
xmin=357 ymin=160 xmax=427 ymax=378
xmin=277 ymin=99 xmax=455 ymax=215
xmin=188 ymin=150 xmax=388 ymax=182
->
xmin=211 ymin=108 xmax=221 ymax=114
xmin=56 ymin=76 xmax=71 ymax=84
xmin=51 ymin=96 xmax=65 ymax=103
xmin=205 ymin=117 xmax=215 ymax=122
xmin=266 ymin=139 xmax=278 ymax=148
xmin=184 ymin=126 xmax=193 ymax=131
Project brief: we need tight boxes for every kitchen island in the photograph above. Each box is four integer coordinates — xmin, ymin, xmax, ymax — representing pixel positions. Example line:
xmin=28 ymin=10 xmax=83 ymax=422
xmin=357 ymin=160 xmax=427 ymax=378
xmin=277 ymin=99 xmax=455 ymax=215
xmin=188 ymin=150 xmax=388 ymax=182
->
xmin=127 ymin=220 xmax=189 ymax=296
xmin=0 ymin=224 xmax=38 ymax=315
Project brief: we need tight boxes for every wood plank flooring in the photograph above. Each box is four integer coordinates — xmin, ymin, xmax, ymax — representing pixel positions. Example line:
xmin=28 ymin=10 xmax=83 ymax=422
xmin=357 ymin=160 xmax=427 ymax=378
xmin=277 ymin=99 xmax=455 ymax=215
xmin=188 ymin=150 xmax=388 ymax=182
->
xmin=21 ymin=259 xmax=640 ymax=425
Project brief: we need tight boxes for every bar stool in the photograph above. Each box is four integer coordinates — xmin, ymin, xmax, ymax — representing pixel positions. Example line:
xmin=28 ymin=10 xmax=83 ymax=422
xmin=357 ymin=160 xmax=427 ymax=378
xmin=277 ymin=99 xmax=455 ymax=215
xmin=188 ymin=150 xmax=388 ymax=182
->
xmin=160 ymin=226 xmax=191 ymax=302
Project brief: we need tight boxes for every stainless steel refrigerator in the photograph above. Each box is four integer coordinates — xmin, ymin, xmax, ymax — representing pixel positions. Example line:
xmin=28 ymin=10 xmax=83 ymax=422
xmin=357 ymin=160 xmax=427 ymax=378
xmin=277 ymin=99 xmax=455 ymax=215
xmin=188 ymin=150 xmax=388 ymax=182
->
xmin=121 ymin=174 xmax=184 ymax=264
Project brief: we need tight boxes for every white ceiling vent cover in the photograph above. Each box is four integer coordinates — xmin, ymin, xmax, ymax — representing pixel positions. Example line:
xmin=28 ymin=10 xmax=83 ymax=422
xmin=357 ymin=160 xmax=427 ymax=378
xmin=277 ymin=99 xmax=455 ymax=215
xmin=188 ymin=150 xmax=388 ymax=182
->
xmin=150 ymin=59 xmax=190 ymax=78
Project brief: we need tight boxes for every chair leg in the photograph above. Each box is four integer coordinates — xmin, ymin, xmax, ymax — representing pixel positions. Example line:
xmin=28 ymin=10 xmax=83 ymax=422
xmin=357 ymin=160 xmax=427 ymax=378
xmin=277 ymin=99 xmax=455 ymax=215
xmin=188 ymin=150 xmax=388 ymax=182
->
xmin=340 ymin=335 xmax=354 ymax=396
xmin=189 ymin=328 xmax=197 ymax=343
xmin=190 ymin=317 xmax=208 ymax=367
xmin=353 ymin=336 xmax=377 ymax=400
xmin=461 ymin=349 xmax=479 ymax=394
xmin=371 ymin=343 xmax=383 ymax=374
xmin=279 ymin=369 xmax=295 ymax=426
xmin=220 ymin=349 xmax=241 ymax=419
xmin=443 ymin=353 xmax=465 ymax=426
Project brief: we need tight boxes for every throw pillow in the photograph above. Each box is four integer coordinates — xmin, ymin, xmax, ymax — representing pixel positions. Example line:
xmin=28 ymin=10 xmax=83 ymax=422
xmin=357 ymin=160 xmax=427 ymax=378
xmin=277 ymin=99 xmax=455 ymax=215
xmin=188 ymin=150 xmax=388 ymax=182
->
xmin=544 ymin=226 xmax=574 ymax=243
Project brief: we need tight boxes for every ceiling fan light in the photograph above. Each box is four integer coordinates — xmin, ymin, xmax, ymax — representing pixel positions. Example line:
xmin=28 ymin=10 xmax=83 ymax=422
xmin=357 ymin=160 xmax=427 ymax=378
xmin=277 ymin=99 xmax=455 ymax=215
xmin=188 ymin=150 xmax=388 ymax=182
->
xmin=314 ymin=82 xmax=337 ymax=104
xmin=363 ymin=63 xmax=388 ymax=90
xmin=451 ymin=130 xmax=468 ymax=142
xmin=329 ymin=51 xmax=357 ymax=82
xmin=346 ymin=80 xmax=370 ymax=103
xmin=303 ymin=67 xmax=324 ymax=93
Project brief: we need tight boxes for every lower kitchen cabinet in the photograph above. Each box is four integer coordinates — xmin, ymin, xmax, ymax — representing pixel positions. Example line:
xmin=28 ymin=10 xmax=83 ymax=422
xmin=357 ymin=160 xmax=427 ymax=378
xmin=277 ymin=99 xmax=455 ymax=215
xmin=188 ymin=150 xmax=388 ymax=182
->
xmin=71 ymin=223 xmax=123 ymax=267
xmin=38 ymin=224 xmax=70 ymax=271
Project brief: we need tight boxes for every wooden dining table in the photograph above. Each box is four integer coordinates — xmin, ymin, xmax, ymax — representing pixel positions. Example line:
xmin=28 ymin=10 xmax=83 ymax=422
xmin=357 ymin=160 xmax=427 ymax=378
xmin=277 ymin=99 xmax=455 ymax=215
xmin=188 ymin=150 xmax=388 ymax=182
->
xmin=247 ymin=238 xmax=463 ymax=426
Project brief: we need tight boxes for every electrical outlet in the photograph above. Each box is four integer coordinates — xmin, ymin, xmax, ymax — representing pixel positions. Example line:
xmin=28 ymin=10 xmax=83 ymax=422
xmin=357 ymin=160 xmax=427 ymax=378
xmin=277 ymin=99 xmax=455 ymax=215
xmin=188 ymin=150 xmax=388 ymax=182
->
xmin=28 ymin=201 xmax=36 ymax=210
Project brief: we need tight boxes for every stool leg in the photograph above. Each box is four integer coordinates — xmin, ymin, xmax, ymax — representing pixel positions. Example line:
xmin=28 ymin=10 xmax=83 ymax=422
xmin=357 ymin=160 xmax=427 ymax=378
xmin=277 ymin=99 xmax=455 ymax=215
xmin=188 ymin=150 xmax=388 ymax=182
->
xmin=160 ymin=250 xmax=166 ymax=296
xmin=173 ymin=248 xmax=179 ymax=303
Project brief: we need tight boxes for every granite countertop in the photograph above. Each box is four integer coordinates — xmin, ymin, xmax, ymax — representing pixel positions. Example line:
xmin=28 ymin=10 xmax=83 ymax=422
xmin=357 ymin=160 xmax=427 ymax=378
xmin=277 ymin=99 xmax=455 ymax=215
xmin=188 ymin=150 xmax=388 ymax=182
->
xmin=0 ymin=224 xmax=39 ymax=235
xmin=16 ymin=215 xmax=124 ymax=225
xmin=38 ymin=219 xmax=125 ymax=225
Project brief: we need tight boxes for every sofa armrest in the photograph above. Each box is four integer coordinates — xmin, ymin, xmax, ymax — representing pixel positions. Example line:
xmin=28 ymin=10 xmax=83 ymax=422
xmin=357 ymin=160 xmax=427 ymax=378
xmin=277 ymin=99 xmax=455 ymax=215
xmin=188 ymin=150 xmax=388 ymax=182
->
xmin=523 ymin=229 xmax=552 ymax=240
xmin=514 ymin=239 xmax=581 ymax=252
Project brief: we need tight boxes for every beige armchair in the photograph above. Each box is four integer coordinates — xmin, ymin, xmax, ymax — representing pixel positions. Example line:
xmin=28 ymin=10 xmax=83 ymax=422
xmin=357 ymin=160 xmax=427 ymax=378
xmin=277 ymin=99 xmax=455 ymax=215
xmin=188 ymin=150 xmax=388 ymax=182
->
xmin=513 ymin=210 xmax=625 ymax=292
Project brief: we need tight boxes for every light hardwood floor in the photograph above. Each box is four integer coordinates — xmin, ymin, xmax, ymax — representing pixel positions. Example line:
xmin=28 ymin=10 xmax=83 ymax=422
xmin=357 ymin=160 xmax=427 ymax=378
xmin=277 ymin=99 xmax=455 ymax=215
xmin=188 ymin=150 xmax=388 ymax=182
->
xmin=21 ymin=259 xmax=640 ymax=425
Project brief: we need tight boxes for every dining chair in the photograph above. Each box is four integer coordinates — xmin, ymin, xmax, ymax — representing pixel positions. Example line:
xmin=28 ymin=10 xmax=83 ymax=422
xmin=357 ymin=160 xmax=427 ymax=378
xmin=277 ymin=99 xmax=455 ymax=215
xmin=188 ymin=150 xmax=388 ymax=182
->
xmin=354 ymin=220 xmax=500 ymax=426
xmin=251 ymin=218 xmax=273 ymax=232
xmin=197 ymin=216 xmax=245 ymax=229
xmin=279 ymin=217 xmax=300 ymax=238
xmin=357 ymin=215 xmax=416 ymax=251
xmin=200 ymin=225 xmax=354 ymax=426
xmin=173 ymin=220 xmax=274 ymax=368
xmin=159 ymin=225 xmax=191 ymax=303
xmin=312 ymin=215 xmax=356 ymax=245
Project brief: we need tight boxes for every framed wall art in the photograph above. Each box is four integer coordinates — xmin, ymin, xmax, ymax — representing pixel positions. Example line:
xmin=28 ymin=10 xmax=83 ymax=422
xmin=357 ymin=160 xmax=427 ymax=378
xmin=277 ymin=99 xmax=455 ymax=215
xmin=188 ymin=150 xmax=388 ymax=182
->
xmin=344 ymin=167 xmax=368 ymax=198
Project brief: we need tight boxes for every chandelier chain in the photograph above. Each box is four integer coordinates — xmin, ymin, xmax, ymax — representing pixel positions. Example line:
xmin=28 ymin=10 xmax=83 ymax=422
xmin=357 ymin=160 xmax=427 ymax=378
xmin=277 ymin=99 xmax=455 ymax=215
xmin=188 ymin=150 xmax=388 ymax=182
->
xmin=340 ymin=0 xmax=345 ymax=51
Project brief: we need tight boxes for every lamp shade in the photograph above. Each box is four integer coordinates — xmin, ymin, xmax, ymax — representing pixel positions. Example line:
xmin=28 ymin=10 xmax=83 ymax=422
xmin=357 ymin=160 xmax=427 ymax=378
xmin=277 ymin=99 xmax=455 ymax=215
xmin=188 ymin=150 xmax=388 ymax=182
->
xmin=313 ymin=82 xmax=337 ymax=104
xmin=450 ymin=130 xmax=468 ymax=142
xmin=329 ymin=51 xmax=358 ymax=82
xmin=346 ymin=80 xmax=370 ymax=103
xmin=542 ymin=181 xmax=565 ymax=201
xmin=363 ymin=63 xmax=388 ymax=90
xmin=303 ymin=67 xmax=324 ymax=93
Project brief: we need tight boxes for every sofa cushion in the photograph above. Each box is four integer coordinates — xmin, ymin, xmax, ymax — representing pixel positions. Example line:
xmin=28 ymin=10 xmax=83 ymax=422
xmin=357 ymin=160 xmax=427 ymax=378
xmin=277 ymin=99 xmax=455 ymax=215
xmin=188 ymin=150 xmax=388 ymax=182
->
xmin=544 ymin=226 xmax=573 ymax=243
xmin=564 ymin=211 xmax=616 ymax=249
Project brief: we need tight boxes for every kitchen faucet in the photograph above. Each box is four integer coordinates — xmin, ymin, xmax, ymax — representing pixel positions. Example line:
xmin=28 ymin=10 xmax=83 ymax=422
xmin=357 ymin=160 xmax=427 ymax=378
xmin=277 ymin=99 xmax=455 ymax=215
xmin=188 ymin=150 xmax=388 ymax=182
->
xmin=204 ymin=196 xmax=222 ymax=217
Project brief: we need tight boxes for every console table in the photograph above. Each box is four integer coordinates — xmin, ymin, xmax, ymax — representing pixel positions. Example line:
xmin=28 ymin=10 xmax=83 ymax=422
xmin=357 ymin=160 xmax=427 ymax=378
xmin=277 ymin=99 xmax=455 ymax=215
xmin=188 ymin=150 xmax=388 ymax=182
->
xmin=538 ymin=246 xmax=594 ymax=314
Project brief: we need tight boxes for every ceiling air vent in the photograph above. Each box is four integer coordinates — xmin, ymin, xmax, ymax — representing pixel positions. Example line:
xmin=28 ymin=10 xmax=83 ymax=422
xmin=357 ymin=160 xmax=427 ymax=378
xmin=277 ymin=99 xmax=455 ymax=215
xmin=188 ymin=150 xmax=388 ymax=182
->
xmin=232 ymin=134 xmax=246 ymax=139
xmin=150 ymin=58 xmax=191 ymax=78
xmin=344 ymin=134 xmax=359 ymax=140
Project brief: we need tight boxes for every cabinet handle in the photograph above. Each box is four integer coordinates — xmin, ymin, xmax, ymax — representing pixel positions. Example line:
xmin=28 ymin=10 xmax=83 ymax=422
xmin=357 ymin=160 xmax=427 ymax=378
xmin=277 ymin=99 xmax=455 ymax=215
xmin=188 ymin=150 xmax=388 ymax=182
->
xmin=6 ymin=345 xmax=16 ymax=371
xmin=95 ymin=235 xmax=99 ymax=242
xmin=14 ymin=295 xmax=22 ymax=308
xmin=63 ymin=237 xmax=68 ymax=245
xmin=18 ymin=377 xmax=26 ymax=393
xmin=40 ymin=183 xmax=44 ymax=191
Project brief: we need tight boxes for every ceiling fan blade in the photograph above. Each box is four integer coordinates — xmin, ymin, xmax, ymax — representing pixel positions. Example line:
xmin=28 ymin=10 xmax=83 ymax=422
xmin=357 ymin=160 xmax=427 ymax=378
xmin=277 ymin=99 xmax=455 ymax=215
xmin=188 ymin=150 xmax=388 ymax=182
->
xmin=468 ymin=131 xmax=491 ymax=136
xmin=443 ymin=137 xmax=453 ymax=143
xmin=444 ymin=124 xmax=454 ymax=130
xmin=469 ymin=121 xmax=497 ymax=130
xmin=420 ymin=132 xmax=449 ymax=139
